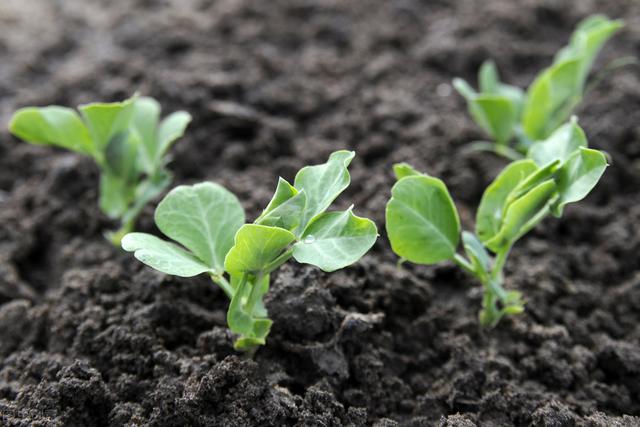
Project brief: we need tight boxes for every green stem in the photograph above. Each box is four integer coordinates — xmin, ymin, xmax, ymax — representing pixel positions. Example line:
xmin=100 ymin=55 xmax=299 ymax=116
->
xmin=491 ymin=245 xmax=511 ymax=282
xmin=453 ymin=253 xmax=476 ymax=276
xmin=210 ymin=274 xmax=234 ymax=300
xmin=264 ymin=248 xmax=294 ymax=274
xmin=245 ymin=272 xmax=264 ymax=314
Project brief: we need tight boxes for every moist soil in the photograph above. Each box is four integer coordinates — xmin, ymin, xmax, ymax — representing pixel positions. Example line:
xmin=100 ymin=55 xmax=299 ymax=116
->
xmin=1 ymin=0 xmax=640 ymax=426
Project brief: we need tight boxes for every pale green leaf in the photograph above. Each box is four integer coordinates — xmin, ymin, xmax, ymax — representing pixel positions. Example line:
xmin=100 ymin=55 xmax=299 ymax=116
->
xmin=292 ymin=209 xmax=377 ymax=272
xmin=224 ymin=224 xmax=296 ymax=275
xmin=528 ymin=118 xmax=587 ymax=167
xmin=158 ymin=110 xmax=191 ymax=160
xmin=552 ymin=148 xmax=608 ymax=216
xmin=393 ymin=162 xmax=423 ymax=180
xmin=294 ymin=150 xmax=355 ymax=232
xmin=121 ymin=232 xmax=212 ymax=277
xmin=386 ymin=176 xmax=460 ymax=264
xmin=476 ymin=160 xmax=538 ymax=244
xmin=131 ymin=97 xmax=161 ymax=173
xmin=99 ymin=172 xmax=135 ymax=218
xmin=255 ymin=178 xmax=306 ymax=230
xmin=9 ymin=106 xmax=94 ymax=156
xmin=462 ymin=231 xmax=490 ymax=273
xmin=155 ymin=182 xmax=245 ymax=274
xmin=485 ymin=180 xmax=557 ymax=252
xmin=78 ymin=97 xmax=136 ymax=151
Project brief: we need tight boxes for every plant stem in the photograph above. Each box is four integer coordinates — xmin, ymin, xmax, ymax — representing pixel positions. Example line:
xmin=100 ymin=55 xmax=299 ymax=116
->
xmin=453 ymin=253 xmax=476 ymax=276
xmin=245 ymin=272 xmax=264 ymax=314
xmin=264 ymin=248 xmax=294 ymax=274
xmin=210 ymin=274 xmax=234 ymax=300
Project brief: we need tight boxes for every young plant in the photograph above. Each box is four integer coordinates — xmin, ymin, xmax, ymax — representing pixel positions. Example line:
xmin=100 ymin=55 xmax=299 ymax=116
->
xmin=121 ymin=151 xmax=377 ymax=351
xmin=386 ymin=120 xmax=607 ymax=326
xmin=453 ymin=15 xmax=623 ymax=159
xmin=8 ymin=96 xmax=191 ymax=245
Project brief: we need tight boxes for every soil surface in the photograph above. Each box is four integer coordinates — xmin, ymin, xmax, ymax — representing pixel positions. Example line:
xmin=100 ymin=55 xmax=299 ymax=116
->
xmin=1 ymin=0 xmax=640 ymax=425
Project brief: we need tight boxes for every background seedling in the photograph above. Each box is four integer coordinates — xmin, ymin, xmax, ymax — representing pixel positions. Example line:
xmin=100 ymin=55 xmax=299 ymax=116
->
xmin=8 ymin=96 xmax=191 ymax=245
xmin=454 ymin=15 xmax=623 ymax=159
xmin=122 ymin=151 xmax=377 ymax=352
xmin=386 ymin=120 xmax=607 ymax=326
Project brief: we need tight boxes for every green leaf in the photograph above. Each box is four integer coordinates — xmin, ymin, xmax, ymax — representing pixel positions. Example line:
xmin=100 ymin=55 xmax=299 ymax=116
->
xmin=8 ymin=106 xmax=94 ymax=156
xmin=131 ymin=97 xmax=161 ymax=173
xmin=522 ymin=58 xmax=582 ymax=141
xmin=528 ymin=118 xmax=587 ymax=167
xmin=255 ymin=178 xmax=306 ymax=231
xmin=155 ymin=183 xmax=245 ymax=274
xmin=79 ymin=97 xmax=136 ymax=152
xmin=158 ymin=111 xmax=191 ymax=160
xmin=393 ymin=162 xmax=423 ymax=180
xmin=121 ymin=232 xmax=212 ymax=277
xmin=473 ymin=95 xmax=518 ymax=144
xmin=462 ymin=231 xmax=490 ymax=273
xmin=386 ymin=175 xmax=460 ymax=264
xmin=224 ymin=224 xmax=296 ymax=275
xmin=484 ymin=180 xmax=557 ymax=251
xmin=552 ymin=148 xmax=608 ymax=216
xmin=231 ymin=274 xmax=271 ymax=318
xmin=476 ymin=160 xmax=538 ymax=244
xmin=555 ymin=15 xmax=624 ymax=86
xmin=506 ymin=159 xmax=561 ymax=205
xmin=292 ymin=209 xmax=377 ymax=272
xmin=479 ymin=60 xmax=499 ymax=93
xmin=99 ymin=172 xmax=135 ymax=218
xmin=294 ymin=150 xmax=355 ymax=232
xmin=104 ymin=130 xmax=137 ymax=180
xmin=227 ymin=274 xmax=272 ymax=350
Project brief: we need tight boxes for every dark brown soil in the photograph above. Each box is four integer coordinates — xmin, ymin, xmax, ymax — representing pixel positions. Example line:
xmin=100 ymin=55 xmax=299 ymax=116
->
xmin=1 ymin=0 xmax=640 ymax=425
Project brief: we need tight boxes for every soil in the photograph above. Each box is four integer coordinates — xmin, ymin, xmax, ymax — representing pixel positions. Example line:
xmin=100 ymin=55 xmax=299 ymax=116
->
xmin=1 ymin=0 xmax=640 ymax=425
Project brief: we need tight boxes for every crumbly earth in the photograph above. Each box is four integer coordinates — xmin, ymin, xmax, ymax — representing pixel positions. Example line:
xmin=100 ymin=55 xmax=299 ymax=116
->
xmin=1 ymin=0 xmax=639 ymax=425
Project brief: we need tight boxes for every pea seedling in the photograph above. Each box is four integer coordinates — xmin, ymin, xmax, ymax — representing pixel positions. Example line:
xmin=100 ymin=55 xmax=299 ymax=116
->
xmin=8 ymin=96 xmax=191 ymax=245
xmin=122 ymin=151 xmax=377 ymax=351
xmin=386 ymin=120 xmax=607 ymax=326
xmin=453 ymin=15 xmax=623 ymax=159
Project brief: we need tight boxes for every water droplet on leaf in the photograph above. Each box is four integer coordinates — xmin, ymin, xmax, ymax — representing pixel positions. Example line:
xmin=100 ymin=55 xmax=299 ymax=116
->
xmin=303 ymin=235 xmax=315 ymax=244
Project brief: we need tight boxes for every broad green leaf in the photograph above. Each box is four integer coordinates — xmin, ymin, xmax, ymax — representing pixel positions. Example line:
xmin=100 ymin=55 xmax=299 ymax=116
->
xmin=99 ymin=172 xmax=134 ymax=218
xmin=224 ymin=224 xmax=296 ymax=275
xmin=256 ymin=191 xmax=307 ymax=231
xmin=121 ymin=232 xmax=212 ymax=277
xmin=131 ymin=97 xmax=161 ymax=173
xmin=155 ymin=183 xmax=245 ymax=274
xmin=473 ymin=95 xmax=518 ymax=144
xmin=552 ymin=148 xmax=608 ymax=216
xmin=255 ymin=178 xmax=306 ymax=230
xmin=528 ymin=119 xmax=587 ymax=167
xmin=506 ymin=159 xmax=561 ymax=206
xmin=476 ymin=160 xmax=538 ymax=244
xmin=292 ymin=209 xmax=377 ymax=272
xmin=158 ymin=110 xmax=191 ymax=161
xmin=386 ymin=176 xmax=460 ymax=264
xmin=484 ymin=180 xmax=557 ymax=251
xmin=9 ymin=106 xmax=94 ymax=156
xmin=393 ymin=162 xmax=423 ymax=180
xmin=294 ymin=150 xmax=355 ymax=232
xmin=462 ymin=231 xmax=490 ymax=273
xmin=522 ymin=58 xmax=582 ymax=141
xmin=79 ymin=97 xmax=136 ymax=152
xmin=104 ymin=130 xmax=137 ymax=180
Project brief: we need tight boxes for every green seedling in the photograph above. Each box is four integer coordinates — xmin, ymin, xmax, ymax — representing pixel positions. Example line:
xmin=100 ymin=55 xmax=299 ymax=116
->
xmin=8 ymin=96 xmax=191 ymax=245
xmin=122 ymin=151 xmax=377 ymax=352
xmin=386 ymin=120 xmax=607 ymax=326
xmin=454 ymin=14 xmax=623 ymax=158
